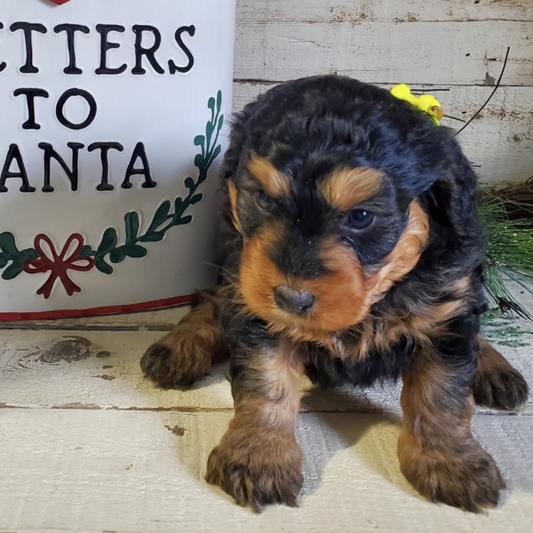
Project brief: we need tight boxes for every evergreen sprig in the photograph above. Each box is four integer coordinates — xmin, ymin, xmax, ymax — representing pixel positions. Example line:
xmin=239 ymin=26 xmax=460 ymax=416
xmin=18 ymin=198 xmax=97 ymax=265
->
xmin=479 ymin=197 xmax=533 ymax=319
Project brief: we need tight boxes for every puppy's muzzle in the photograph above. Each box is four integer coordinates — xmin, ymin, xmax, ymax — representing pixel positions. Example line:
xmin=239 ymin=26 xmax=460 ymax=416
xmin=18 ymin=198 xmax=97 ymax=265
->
xmin=273 ymin=285 xmax=315 ymax=315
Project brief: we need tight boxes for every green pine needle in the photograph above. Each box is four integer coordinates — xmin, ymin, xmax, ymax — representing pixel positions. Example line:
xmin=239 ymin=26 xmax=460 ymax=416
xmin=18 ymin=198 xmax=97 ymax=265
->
xmin=479 ymin=195 xmax=533 ymax=319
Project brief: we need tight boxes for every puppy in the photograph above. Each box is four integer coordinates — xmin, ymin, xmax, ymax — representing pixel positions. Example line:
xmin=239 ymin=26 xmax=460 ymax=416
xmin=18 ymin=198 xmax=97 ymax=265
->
xmin=141 ymin=75 xmax=529 ymax=512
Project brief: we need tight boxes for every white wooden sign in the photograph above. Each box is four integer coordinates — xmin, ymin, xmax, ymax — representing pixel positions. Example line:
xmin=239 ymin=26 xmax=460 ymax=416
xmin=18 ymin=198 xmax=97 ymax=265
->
xmin=0 ymin=0 xmax=236 ymax=319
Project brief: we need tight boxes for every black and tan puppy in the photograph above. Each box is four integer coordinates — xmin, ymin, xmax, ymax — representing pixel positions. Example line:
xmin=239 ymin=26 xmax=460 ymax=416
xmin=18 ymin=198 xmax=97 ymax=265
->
xmin=141 ymin=76 xmax=528 ymax=513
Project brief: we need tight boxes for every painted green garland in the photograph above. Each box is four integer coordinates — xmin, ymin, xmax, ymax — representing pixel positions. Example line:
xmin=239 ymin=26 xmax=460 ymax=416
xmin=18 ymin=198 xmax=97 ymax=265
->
xmin=0 ymin=91 xmax=224 ymax=298
xmin=79 ymin=90 xmax=224 ymax=275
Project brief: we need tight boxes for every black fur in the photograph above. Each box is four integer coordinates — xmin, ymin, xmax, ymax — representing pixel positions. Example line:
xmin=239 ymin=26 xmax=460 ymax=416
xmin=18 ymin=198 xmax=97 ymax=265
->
xmin=218 ymin=75 xmax=486 ymax=387
xmin=141 ymin=75 xmax=528 ymax=512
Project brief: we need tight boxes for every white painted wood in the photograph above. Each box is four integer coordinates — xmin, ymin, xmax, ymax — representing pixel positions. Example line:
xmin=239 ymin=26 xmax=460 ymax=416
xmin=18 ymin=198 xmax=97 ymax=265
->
xmin=0 ymin=324 xmax=531 ymax=414
xmin=232 ymin=0 xmax=533 ymax=185
xmin=234 ymin=18 xmax=532 ymax=86
xmin=233 ymin=82 xmax=533 ymax=184
xmin=237 ymin=0 xmax=533 ymax=24
xmin=0 ymin=410 xmax=531 ymax=532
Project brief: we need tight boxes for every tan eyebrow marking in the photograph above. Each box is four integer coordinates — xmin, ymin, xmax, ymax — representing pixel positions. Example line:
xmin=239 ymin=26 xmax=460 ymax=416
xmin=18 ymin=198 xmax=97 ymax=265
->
xmin=319 ymin=167 xmax=383 ymax=211
xmin=247 ymin=153 xmax=291 ymax=198
xmin=228 ymin=180 xmax=243 ymax=234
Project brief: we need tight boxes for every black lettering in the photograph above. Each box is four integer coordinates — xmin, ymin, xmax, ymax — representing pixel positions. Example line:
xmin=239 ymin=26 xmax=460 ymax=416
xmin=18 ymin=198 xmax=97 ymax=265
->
xmin=88 ymin=142 xmax=124 ymax=191
xmin=54 ymin=24 xmax=90 ymax=75
xmin=95 ymin=24 xmax=127 ymax=75
xmin=0 ymin=144 xmax=35 ymax=193
xmin=39 ymin=142 xmax=84 ymax=192
xmin=0 ymin=23 xmax=6 ymax=72
xmin=168 ymin=25 xmax=196 ymax=74
xmin=56 ymin=88 xmax=97 ymax=130
xmin=122 ymin=142 xmax=157 ymax=189
xmin=10 ymin=22 xmax=47 ymax=74
xmin=132 ymin=25 xmax=164 ymax=75
xmin=13 ymin=88 xmax=49 ymax=130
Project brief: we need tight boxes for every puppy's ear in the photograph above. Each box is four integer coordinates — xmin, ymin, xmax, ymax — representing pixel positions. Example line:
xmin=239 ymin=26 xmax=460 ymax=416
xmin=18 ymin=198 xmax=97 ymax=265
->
xmin=220 ymin=100 xmax=258 ymax=183
xmin=414 ymin=134 xmax=483 ymax=253
xmin=431 ymin=154 xmax=479 ymax=238
xmin=400 ymin=124 xmax=480 ymax=238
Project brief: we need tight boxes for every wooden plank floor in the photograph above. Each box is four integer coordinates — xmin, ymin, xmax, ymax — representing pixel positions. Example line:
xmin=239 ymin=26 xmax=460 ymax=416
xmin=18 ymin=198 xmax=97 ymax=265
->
xmin=0 ymin=307 xmax=532 ymax=532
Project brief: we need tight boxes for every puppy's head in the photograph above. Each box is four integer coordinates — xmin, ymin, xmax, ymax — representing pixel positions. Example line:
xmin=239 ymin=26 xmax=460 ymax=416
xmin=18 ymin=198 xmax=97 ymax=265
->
xmin=228 ymin=153 xmax=429 ymax=334
xmin=224 ymin=77 xmax=479 ymax=336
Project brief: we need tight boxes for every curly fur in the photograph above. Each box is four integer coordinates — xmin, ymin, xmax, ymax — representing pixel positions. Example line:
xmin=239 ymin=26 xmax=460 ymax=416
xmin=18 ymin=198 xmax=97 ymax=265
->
xmin=141 ymin=76 xmax=528 ymax=512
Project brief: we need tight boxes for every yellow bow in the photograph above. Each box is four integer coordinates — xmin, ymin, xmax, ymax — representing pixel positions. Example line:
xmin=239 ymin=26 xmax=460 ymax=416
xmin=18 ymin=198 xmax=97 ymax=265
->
xmin=390 ymin=84 xmax=444 ymax=125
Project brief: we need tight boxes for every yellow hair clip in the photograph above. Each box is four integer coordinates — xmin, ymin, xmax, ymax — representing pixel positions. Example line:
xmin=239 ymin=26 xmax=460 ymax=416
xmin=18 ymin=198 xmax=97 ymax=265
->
xmin=390 ymin=84 xmax=444 ymax=126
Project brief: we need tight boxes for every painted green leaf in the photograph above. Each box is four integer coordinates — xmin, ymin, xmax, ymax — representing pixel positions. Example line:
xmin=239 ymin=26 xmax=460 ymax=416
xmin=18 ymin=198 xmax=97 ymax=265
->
xmin=124 ymin=244 xmax=147 ymax=258
xmin=216 ymin=90 xmax=222 ymax=111
xmin=208 ymin=97 xmax=216 ymax=110
xmin=212 ymin=145 xmax=222 ymax=161
xmin=176 ymin=215 xmax=193 ymax=226
xmin=97 ymin=228 xmax=118 ymax=255
xmin=174 ymin=197 xmax=184 ymax=215
xmin=190 ymin=194 xmax=203 ymax=205
xmin=149 ymin=201 xmax=171 ymax=232
xmin=95 ymin=256 xmax=113 ymax=275
xmin=2 ymin=261 xmax=23 ymax=280
xmin=110 ymin=248 xmax=127 ymax=264
xmin=125 ymin=212 xmax=140 ymax=243
xmin=0 ymin=232 xmax=20 ymax=257
xmin=218 ymin=114 xmax=225 ymax=131
xmin=184 ymin=177 xmax=195 ymax=190
xmin=206 ymin=122 xmax=215 ymax=139
xmin=194 ymin=154 xmax=204 ymax=168
xmin=21 ymin=248 xmax=39 ymax=260
xmin=80 ymin=245 xmax=93 ymax=257
xmin=0 ymin=254 xmax=8 ymax=269
xmin=194 ymin=135 xmax=205 ymax=147
xmin=139 ymin=232 xmax=164 ymax=243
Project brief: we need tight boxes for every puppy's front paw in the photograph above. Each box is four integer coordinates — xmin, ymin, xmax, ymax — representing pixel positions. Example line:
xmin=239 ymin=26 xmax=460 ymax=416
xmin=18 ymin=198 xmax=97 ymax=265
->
xmin=205 ymin=429 xmax=303 ymax=512
xmin=399 ymin=431 xmax=505 ymax=513
xmin=472 ymin=366 xmax=528 ymax=411
xmin=140 ymin=337 xmax=211 ymax=389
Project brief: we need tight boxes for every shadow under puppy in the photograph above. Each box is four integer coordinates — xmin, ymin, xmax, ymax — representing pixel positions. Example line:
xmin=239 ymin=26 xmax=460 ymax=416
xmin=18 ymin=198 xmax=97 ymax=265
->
xmin=141 ymin=75 xmax=529 ymax=513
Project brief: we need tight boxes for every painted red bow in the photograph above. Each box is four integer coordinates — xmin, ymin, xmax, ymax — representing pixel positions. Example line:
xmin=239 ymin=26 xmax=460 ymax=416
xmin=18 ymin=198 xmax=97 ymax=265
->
xmin=48 ymin=0 xmax=72 ymax=5
xmin=23 ymin=234 xmax=94 ymax=299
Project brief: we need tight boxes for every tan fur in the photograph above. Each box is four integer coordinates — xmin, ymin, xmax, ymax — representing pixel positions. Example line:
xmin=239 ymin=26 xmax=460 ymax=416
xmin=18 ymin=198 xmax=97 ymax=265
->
xmin=205 ymin=340 xmax=304 ymax=510
xmin=472 ymin=336 xmax=529 ymax=410
xmin=367 ymin=200 xmax=429 ymax=298
xmin=398 ymin=351 xmax=505 ymax=512
xmin=228 ymin=180 xmax=244 ymax=234
xmin=319 ymin=167 xmax=383 ymax=211
xmin=248 ymin=153 xmax=291 ymax=198
xmin=233 ymin=341 xmax=304 ymax=430
xmin=140 ymin=291 xmax=228 ymax=387
xmin=239 ymin=200 xmax=430 ymax=345
xmin=477 ymin=337 xmax=513 ymax=376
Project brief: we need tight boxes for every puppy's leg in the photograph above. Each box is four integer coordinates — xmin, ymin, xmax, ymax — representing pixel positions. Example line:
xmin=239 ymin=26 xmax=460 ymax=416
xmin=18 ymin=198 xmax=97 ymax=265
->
xmin=398 ymin=330 xmax=505 ymax=513
xmin=141 ymin=290 xmax=228 ymax=388
xmin=205 ymin=322 xmax=304 ymax=511
xmin=472 ymin=336 xmax=528 ymax=410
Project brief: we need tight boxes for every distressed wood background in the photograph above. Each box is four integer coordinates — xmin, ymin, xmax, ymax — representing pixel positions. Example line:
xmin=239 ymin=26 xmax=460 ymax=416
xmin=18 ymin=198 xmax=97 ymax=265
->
xmin=233 ymin=0 xmax=533 ymax=184
xmin=1 ymin=3 xmax=533 ymax=530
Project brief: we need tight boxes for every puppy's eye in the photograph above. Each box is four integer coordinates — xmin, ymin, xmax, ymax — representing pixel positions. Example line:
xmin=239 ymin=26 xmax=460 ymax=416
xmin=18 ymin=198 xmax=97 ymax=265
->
xmin=255 ymin=190 xmax=278 ymax=211
xmin=347 ymin=209 xmax=375 ymax=230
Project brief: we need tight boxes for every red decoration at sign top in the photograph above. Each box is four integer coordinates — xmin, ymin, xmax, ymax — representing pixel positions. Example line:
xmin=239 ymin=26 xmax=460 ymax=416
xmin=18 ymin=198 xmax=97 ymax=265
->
xmin=48 ymin=0 xmax=72 ymax=5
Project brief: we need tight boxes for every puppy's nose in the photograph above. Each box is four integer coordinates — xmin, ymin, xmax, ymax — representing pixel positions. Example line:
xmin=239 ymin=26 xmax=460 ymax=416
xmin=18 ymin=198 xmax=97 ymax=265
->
xmin=274 ymin=286 xmax=315 ymax=315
